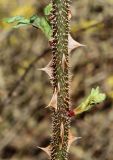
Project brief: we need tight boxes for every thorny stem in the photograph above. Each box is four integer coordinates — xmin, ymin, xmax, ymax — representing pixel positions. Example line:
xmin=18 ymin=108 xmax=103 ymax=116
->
xmin=50 ymin=0 xmax=71 ymax=159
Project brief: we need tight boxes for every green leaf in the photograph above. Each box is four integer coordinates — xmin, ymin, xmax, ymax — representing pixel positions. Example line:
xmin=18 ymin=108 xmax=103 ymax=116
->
xmin=44 ymin=3 xmax=52 ymax=16
xmin=74 ymin=87 xmax=106 ymax=115
xmin=33 ymin=17 xmax=52 ymax=39
xmin=90 ymin=87 xmax=106 ymax=104
xmin=3 ymin=16 xmax=24 ymax=23
xmin=13 ymin=19 xmax=30 ymax=28
xmin=3 ymin=14 xmax=52 ymax=39
xmin=30 ymin=15 xmax=38 ymax=23
xmin=3 ymin=16 xmax=31 ymax=28
xmin=13 ymin=23 xmax=29 ymax=28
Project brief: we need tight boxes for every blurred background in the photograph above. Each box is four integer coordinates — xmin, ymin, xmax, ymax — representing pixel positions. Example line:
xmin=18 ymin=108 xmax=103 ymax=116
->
xmin=0 ymin=0 xmax=113 ymax=160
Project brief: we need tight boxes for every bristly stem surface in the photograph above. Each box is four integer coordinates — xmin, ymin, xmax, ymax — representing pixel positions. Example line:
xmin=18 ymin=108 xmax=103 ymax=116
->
xmin=50 ymin=0 xmax=71 ymax=159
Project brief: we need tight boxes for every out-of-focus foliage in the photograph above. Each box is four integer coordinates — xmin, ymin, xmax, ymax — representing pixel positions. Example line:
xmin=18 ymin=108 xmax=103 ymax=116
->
xmin=106 ymin=76 xmax=113 ymax=99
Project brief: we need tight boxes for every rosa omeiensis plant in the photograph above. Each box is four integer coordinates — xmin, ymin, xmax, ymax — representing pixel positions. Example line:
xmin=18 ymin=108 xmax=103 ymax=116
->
xmin=4 ymin=1 xmax=106 ymax=160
